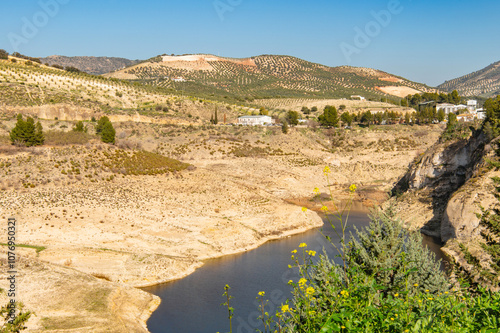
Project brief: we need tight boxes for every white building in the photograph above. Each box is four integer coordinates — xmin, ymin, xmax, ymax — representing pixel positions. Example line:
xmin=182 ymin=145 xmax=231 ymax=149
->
xmin=172 ymin=77 xmax=186 ymax=82
xmin=237 ymin=115 xmax=274 ymax=126
xmin=467 ymin=100 xmax=478 ymax=111
xmin=351 ymin=95 xmax=366 ymax=101
xmin=436 ymin=103 xmax=467 ymax=114
xmin=476 ymin=108 xmax=487 ymax=120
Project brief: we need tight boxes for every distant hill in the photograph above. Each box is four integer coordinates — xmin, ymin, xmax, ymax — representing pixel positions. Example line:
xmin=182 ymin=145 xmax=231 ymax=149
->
xmin=438 ymin=61 xmax=500 ymax=98
xmin=104 ymin=54 xmax=435 ymax=100
xmin=41 ymin=55 xmax=140 ymax=75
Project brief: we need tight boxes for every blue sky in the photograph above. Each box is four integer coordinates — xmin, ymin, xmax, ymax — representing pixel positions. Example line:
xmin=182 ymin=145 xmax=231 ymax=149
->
xmin=1 ymin=0 xmax=499 ymax=86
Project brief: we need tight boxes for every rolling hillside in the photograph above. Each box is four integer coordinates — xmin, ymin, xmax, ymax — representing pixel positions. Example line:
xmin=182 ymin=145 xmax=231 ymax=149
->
xmin=438 ymin=60 xmax=500 ymax=97
xmin=41 ymin=55 xmax=140 ymax=75
xmin=105 ymin=54 xmax=435 ymax=100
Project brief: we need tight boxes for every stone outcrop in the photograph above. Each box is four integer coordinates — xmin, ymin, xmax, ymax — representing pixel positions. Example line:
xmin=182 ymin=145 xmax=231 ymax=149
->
xmin=394 ymin=129 xmax=491 ymax=243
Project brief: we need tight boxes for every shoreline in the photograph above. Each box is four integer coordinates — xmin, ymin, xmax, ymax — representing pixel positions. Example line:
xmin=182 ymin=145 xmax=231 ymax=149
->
xmin=137 ymin=194 xmax=377 ymax=289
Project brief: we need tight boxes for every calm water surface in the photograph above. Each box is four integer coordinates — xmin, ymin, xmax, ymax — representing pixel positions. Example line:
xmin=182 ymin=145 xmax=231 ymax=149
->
xmin=144 ymin=209 xmax=447 ymax=333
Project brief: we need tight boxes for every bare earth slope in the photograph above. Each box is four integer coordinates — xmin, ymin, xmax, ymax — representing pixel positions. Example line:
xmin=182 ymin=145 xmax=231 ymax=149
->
xmin=0 ymin=117 xmax=443 ymax=332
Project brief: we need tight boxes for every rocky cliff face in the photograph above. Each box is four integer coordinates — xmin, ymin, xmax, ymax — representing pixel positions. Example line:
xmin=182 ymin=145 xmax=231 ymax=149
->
xmin=393 ymin=126 xmax=500 ymax=287
xmin=393 ymin=128 xmax=495 ymax=242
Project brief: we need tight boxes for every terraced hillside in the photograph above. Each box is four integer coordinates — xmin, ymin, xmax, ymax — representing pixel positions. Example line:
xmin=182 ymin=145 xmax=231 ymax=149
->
xmin=438 ymin=60 xmax=500 ymax=97
xmin=41 ymin=55 xmax=140 ymax=75
xmin=0 ymin=56 xmax=248 ymax=122
xmin=106 ymin=54 xmax=435 ymax=101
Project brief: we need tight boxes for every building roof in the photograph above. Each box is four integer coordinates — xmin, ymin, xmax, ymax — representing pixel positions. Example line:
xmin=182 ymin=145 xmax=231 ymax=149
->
xmin=238 ymin=115 xmax=271 ymax=119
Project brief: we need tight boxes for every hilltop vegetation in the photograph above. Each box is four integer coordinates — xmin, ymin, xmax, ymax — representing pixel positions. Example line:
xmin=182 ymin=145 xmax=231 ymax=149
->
xmin=106 ymin=54 xmax=434 ymax=102
xmin=41 ymin=55 xmax=140 ymax=75
xmin=438 ymin=60 xmax=500 ymax=98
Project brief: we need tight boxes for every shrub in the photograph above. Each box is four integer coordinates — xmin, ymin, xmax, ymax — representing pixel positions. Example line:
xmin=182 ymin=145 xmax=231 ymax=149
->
xmin=72 ymin=121 xmax=87 ymax=133
xmin=44 ymin=130 xmax=94 ymax=145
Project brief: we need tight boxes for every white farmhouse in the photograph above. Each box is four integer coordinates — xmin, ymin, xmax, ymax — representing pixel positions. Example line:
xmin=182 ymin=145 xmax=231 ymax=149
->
xmin=436 ymin=103 xmax=467 ymax=114
xmin=237 ymin=115 xmax=274 ymax=126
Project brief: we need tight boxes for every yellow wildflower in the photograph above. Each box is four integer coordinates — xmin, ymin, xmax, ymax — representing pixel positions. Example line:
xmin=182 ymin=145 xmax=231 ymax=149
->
xmin=349 ymin=184 xmax=357 ymax=193
xmin=321 ymin=206 xmax=328 ymax=212
xmin=288 ymin=280 xmax=293 ymax=285
xmin=281 ymin=304 xmax=289 ymax=313
xmin=390 ymin=318 xmax=394 ymax=321
xmin=298 ymin=278 xmax=307 ymax=286
xmin=291 ymin=249 xmax=297 ymax=254
xmin=308 ymin=310 xmax=316 ymax=316
xmin=307 ymin=250 xmax=316 ymax=256
xmin=258 ymin=291 xmax=265 ymax=297
xmin=299 ymin=243 xmax=307 ymax=248
xmin=323 ymin=166 xmax=331 ymax=175
xmin=425 ymin=289 xmax=429 ymax=293
xmin=394 ymin=293 xmax=399 ymax=297
xmin=340 ymin=290 xmax=349 ymax=298
xmin=414 ymin=283 xmax=419 ymax=287
xmin=301 ymin=207 xmax=307 ymax=212
xmin=341 ymin=326 xmax=345 ymax=329
xmin=313 ymin=187 xmax=320 ymax=195
xmin=306 ymin=287 xmax=315 ymax=295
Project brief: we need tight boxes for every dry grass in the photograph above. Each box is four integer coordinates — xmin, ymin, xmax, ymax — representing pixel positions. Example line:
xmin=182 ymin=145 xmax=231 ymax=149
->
xmin=44 ymin=130 xmax=95 ymax=146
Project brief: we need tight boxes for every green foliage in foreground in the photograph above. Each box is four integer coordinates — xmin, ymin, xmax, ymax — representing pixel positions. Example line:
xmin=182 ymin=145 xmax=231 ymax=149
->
xmin=0 ymin=290 xmax=31 ymax=332
xmin=223 ymin=176 xmax=500 ymax=333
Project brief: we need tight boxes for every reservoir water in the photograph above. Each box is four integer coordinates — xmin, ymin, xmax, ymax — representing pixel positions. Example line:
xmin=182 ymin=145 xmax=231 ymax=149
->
xmin=144 ymin=209 xmax=447 ymax=333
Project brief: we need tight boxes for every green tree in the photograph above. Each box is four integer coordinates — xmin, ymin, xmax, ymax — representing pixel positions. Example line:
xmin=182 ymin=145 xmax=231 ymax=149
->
xmin=437 ymin=109 xmax=446 ymax=122
xmin=360 ymin=110 xmax=373 ymax=125
xmin=259 ymin=107 xmax=268 ymax=115
xmin=301 ymin=106 xmax=310 ymax=115
xmin=100 ymin=121 xmax=116 ymax=144
xmin=405 ymin=112 xmax=411 ymax=125
xmin=450 ymin=90 xmax=461 ymax=105
xmin=286 ymin=111 xmax=299 ymax=126
xmin=10 ymin=115 xmax=44 ymax=146
xmin=447 ymin=112 xmax=457 ymax=129
xmin=0 ymin=49 xmax=8 ymax=60
xmin=311 ymin=106 xmax=318 ymax=113
xmin=340 ymin=112 xmax=352 ymax=126
xmin=318 ymin=106 xmax=339 ymax=127
xmin=96 ymin=116 xmax=110 ymax=135
xmin=214 ymin=107 xmax=218 ymax=124
xmin=33 ymin=121 xmax=44 ymax=146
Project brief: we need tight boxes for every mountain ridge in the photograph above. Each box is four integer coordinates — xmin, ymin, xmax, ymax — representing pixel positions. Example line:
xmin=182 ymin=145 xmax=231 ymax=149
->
xmin=438 ymin=60 xmax=500 ymax=98
xmin=40 ymin=55 xmax=140 ymax=75
xmin=102 ymin=53 xmax=435 ymax=100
